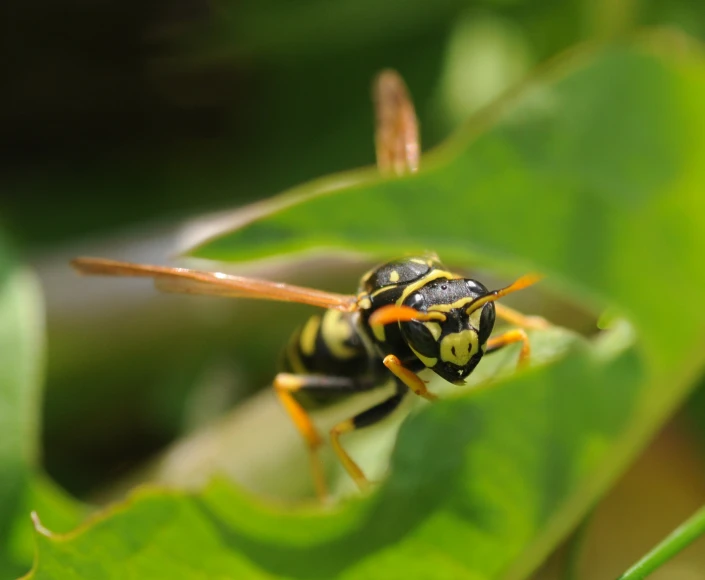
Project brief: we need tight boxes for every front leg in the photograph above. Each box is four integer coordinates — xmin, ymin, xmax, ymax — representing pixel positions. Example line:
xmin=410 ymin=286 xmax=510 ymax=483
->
xmin=382 ymin=354 xmax=438 ymax=401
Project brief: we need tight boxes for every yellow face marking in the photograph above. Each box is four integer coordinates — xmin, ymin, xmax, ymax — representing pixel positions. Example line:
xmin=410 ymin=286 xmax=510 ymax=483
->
xmin=300 ymin=315 xmax=321 ymax=357
xmin=409 ymin=345 xmax=438 ymax=368
xmin=439 ymin=330 xmax=479 ymax=367
xmin=389 ymin=270 xmax=400 ymax=283
xmin=321 ymin=310 xmax=358 ymax=359
xmin=424 ymin=321 xmax=442 ymax=341
xmin=468 ymin=309 xmax=483 ymax=331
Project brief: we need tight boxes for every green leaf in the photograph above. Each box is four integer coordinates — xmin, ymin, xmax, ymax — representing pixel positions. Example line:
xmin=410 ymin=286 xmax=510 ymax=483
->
xmin=27 ymin=33 xmax=705 ymax=579
xmin=191 ymin=35 xmax=705 ymax=380
xmin=7 ymin=476 xmax=86 ymax=575
xmin=0 ymin=238 xmax=44 ymax=573
xmin=0 ymin=235 xmax=86 ymax=578
xmin=25 ymin=324 xmax=634 ymax=580
xmin=0 ymin=248 xmax=43 ymax=497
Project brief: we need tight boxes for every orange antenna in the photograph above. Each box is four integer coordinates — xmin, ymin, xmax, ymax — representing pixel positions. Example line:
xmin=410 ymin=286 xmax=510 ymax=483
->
xmin=466 ymin=274 xmax=543 ymax=315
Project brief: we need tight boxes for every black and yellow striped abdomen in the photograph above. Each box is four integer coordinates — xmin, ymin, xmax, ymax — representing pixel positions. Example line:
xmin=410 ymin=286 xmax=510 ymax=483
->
xmin=281 ymin=309 xmax=373 ymax=379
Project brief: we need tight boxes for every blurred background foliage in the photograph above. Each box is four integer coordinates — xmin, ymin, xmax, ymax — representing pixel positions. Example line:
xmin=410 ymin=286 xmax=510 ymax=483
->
xmin=2 ymin=0 xmax=705 ymax=577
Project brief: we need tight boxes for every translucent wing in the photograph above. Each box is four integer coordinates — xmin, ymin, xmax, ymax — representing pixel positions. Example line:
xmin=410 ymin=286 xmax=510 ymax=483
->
xmin=71 ymin=257 xmax=358 ymax=312
xmin=373 ymin=69 xmax=420 ymax=176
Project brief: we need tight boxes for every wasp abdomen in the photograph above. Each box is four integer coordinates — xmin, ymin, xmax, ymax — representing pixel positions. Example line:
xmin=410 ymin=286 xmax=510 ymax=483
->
xmin=282 ymin=309 xmax=371 ymax=379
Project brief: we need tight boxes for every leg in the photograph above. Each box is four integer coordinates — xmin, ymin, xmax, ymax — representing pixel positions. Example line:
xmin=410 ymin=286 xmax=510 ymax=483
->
xmin=383 ymin=354 xmax=438 ymax=401
xmin=330 ymin=384 xmax=407 ymax=490
xmin=486 ymin=328 xmax=531 ymax=368
xmin=495 ymin=303 xmax=549 ymax=330
xmin=274 ymin=373 xmax=373 ymax=501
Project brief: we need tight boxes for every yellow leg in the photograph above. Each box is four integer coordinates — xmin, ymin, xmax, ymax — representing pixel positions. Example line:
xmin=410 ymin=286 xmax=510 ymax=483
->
xmin=383 ymin=354 xmax=437 ymax=401
xmin=330 ymin=419 xmax=369 ymax=491
xmin=329 ymin=385 xmax=406 ymax=490
xmin=487 ymin=328 xmax=531 ymax=368
xmin=274 ymin=373 xmax=328 ymax=501
xmin=495 ymin=303 xmax=549 ymax=330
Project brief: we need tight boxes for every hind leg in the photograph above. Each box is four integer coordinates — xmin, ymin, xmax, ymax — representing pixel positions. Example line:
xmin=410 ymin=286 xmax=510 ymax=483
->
xmin=274 ymin=373 xmax=374 ymax=501
xmin=330 ymin=383 xmax=407 ymax=490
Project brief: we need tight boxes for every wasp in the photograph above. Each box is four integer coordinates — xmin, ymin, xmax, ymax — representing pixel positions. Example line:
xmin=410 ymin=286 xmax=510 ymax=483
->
xmin=71 ymin=70 xmax=546 ymax=500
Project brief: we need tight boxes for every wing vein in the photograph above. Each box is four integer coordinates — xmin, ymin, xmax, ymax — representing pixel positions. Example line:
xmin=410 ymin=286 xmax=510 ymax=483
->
xmin=71 ymin=257 xmax=358 ymax=312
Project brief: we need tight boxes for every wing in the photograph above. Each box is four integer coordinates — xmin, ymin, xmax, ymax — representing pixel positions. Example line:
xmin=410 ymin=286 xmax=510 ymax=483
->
xmin=373 ymin=69 xmax=420 ymax=176
xmin=71 ymin=257 xmax=358 ymax=312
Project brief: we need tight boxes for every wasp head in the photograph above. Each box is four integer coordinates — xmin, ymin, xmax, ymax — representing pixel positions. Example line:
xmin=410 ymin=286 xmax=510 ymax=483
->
xmin=399 ymin=278 xmax=496 ymax=384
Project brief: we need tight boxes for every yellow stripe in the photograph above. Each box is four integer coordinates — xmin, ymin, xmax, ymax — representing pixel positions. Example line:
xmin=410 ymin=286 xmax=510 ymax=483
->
xmin=286 ymin=337 xmax=307 ymax=374
xmin=424 ymin=322 xmax=442 ymax=341
xmin=300 ymin=315 xmax=321 ymax=357
xmin=372 ymin=322 xmax=386 ymax=342
xmin=426 ymin=296 xmax=474 ymax=313
xmin=370 ymin=284 xmax=399 ymax=299
xmin=397 ymin=269 xmax=461 ymax=306
xmin=321 ymin=310 xmax=358 ymax=359
xmin=409 ymin=345 xmax=438 ymax=368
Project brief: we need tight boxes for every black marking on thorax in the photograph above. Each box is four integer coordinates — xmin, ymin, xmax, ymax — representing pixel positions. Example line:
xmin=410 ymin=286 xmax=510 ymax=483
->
xmin=360 ymin=257 xmax=434 ymax=295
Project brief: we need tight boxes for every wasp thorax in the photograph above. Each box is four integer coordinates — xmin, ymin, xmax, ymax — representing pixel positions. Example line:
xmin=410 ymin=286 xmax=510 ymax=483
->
xmin=400 ymin=278 xmax=497 ymax=384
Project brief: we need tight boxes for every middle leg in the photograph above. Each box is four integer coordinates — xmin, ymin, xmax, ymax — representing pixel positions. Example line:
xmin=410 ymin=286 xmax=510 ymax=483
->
xmin=330 ymin=383 xmax=407 ymax=490
xmin=495 ymin=303 xmax=549 ymax=330
xmin=274 ymin=373 xmax=376 ymax=500
xmin=486 ymin=328 xmax=531 ymax=368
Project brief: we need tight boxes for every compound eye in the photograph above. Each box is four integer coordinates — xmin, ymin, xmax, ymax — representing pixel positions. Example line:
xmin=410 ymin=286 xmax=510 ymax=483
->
xmin=478 ymin=303 xmax=496 ymax=345
xmin=401 ymin=320 xmax=438 ymax=358
xmin=465 ymin=279 xmax=488 ymax=296
xmin=404 ymin=292 xmax=426 ymax=311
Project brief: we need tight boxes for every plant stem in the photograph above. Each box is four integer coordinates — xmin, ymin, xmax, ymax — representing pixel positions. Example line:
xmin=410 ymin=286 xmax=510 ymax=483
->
xmin=617 ymin=504 xmax=705 ymax=580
